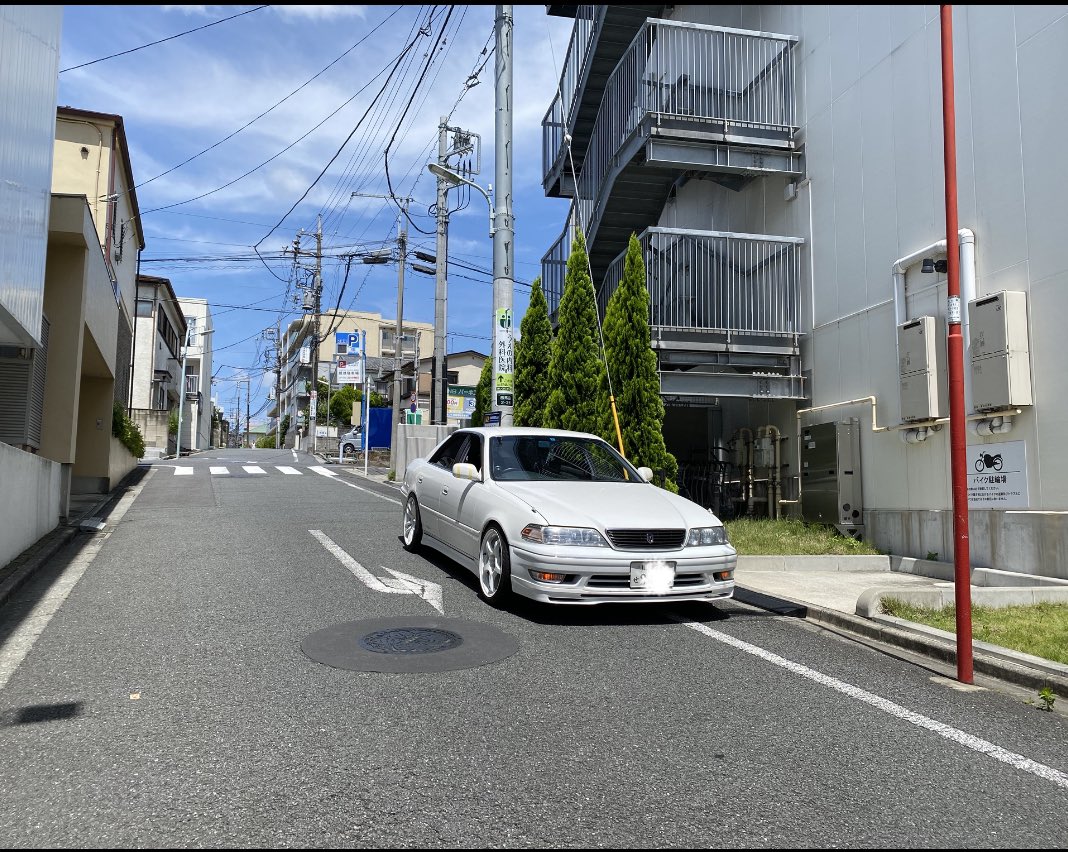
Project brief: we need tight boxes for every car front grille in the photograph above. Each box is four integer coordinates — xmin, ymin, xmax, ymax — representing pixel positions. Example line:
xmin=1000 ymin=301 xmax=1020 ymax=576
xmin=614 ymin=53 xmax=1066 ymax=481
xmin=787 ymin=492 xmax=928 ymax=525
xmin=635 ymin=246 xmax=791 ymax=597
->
xmin=586 ymin=571 xmax=708 ymax=589
xmin=604 ymin=528 xmax=686 ymax=550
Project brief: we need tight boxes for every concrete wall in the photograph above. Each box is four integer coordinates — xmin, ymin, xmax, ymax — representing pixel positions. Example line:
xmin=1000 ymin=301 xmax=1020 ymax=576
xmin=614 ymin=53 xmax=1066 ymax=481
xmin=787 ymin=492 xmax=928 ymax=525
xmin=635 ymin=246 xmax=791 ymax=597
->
xmin=868 ymin=508 xmax=1068 ymax=582
xmin=0 ymin=441 xmax=61 ymax=570
xmin=394 ymin=423 xmax=456 ymax=479
xmin=107 ymin=435 xmax=138 ymax=490
xmin=131 ymin=408 xmax=172 ymax=458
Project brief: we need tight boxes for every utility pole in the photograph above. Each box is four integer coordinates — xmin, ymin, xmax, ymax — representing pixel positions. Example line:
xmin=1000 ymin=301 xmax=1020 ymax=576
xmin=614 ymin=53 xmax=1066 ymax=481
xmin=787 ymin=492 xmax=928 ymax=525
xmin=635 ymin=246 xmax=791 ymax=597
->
xmin=391 ymin=202 xmax=410 ymax=473
xmin=312 ymin=214 xmax=323 ymax=455
xmin=492 ymin=4 xmax=515 ymax=426
xmin=246 ymin=378 xmax=251 ymax=449
xmin=432 ymin=117 xmax=449 ymax=425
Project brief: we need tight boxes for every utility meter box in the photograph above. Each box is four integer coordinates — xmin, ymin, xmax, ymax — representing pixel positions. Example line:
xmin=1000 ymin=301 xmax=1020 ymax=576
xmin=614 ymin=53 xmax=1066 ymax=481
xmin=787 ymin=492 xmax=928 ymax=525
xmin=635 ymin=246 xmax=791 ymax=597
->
xmin=897 ymin=316 xmax=946 ymax=421
xmin=800 ymin=419 xmax=863 ymax=539
xmin=969 ymin=291 xmax=1032 ymax=411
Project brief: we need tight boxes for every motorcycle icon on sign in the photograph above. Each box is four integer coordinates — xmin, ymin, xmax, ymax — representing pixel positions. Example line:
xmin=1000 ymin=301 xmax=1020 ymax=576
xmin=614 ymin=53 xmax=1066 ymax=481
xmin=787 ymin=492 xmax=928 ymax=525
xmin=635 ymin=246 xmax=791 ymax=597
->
xmin=975 ymin=451 xmax=1003 ymax=472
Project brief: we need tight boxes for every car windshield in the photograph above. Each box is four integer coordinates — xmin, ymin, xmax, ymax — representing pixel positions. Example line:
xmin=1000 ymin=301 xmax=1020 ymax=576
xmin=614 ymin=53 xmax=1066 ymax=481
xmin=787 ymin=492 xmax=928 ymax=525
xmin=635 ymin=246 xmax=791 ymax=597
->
xmin=489 ymin=435 xmax=642 ymax=483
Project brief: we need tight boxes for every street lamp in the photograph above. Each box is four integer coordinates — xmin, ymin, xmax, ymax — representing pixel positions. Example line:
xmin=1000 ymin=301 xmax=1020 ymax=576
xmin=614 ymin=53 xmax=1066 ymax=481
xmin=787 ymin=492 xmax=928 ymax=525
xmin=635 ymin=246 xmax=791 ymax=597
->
xmin=427 ymin=164 xmax=495 ymax=236
xmin=175 ymin=328 xmax=214 ymax=459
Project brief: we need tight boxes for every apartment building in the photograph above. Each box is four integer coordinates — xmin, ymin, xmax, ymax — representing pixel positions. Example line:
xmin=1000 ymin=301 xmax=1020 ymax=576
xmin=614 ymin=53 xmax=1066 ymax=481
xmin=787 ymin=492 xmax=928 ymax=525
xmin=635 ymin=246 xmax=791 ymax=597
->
xmin=176 ymin=297 xmax=214 ymax=452
xmin=274 ymin=310 xmax=433 ymax=447
xmin=541 ymin=5 xmax=1068 ymax=578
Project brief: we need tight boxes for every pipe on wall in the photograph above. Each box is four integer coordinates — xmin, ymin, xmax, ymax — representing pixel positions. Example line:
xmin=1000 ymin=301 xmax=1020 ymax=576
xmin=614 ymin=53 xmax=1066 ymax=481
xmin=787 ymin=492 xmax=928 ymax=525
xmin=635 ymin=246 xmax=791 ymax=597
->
xmin=892 ymin=228 xmax=976 ymax=413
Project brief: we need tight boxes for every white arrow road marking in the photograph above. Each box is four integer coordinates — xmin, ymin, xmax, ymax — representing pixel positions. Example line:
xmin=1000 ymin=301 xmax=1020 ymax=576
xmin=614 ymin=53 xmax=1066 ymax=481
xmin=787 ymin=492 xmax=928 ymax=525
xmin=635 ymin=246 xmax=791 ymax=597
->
xmin=309 ymin=530 xmax=442 ymax=613
xmin=309 ymin=466 xmax=337 ymax=477
xmin=242 ymin=466 xmax=266 ymax=474
xmin=381 ymin=566 xmax=444 ymax=614
xmin=209 ymin=467 xmax=229 ymax=475
xmin=173 ymin=467 xmax=194 ymax=476
xmin=275 ymin=466 xmax=301 ymax=475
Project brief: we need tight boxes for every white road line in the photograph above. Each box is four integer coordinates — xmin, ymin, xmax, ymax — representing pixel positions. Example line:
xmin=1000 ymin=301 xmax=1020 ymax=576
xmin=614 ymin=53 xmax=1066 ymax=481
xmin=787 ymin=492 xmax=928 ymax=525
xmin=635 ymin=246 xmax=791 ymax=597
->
xmin=309 ymin=530 xmax=406 ymax=595
xmin=320 ymin=472 xmax=402 ymax=505
xmin=242 ymin=466 xmax=266 ymax=474
xmin=209 ymin=466 xmax=229 ymax=475
xmin=677 ymin=616 xmax=1068 ymax=791
xmin=275 ymin=466 xmax=301 ymax=475
xmin=173 ymin=467 xmax=194 ymax=476
xmin=0 ymin=469 xmax=154 ymax=691
xmin=309 ymin=466 xmax=338 ymax=477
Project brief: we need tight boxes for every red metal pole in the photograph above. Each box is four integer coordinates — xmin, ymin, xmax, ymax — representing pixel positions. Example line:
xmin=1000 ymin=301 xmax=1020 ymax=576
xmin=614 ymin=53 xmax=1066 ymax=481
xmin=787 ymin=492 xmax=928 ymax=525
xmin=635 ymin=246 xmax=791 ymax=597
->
xmin=940 ymin=4 xmax=974 ymax=683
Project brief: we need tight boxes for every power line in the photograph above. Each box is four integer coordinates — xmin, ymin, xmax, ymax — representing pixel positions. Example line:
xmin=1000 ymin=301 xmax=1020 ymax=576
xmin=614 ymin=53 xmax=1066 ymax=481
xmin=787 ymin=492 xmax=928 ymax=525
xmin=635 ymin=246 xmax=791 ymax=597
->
xmin=131 ymin=6 xmax=404 ymax=194
xmin=60 ymin=5 xmax=269 ymax=73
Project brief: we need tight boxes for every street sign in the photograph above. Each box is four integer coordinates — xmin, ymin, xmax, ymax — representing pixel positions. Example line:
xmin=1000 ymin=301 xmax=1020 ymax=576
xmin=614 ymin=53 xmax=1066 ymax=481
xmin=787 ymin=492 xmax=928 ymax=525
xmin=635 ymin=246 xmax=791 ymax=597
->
xmin=485 ymin=411 xmax=502 ymax=426
xmin=335 ymin=357 xmax=364 ymax=384
xmin=336 ymin=331 xmax=362 ymax=355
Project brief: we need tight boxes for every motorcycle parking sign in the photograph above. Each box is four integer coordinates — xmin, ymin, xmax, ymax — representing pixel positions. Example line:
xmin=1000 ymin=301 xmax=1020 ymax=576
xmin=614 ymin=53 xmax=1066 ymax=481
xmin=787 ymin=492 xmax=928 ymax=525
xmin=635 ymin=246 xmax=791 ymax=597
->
xmin=967 ymin=440 xmax=1028 ymax=508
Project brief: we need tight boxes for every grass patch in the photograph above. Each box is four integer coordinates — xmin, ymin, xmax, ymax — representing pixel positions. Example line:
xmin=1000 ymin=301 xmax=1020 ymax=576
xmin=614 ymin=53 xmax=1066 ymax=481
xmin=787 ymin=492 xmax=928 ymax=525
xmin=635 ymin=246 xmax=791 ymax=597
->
xmin=725 ymin=517 xmax=882 ymax=556
xmin=880 ymin=599 xmax=1068 ymax=665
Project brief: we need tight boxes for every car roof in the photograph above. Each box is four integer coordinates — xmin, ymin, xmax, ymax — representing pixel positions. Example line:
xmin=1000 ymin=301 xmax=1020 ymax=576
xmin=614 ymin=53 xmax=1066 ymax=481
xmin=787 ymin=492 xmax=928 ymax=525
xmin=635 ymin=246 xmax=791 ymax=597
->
xmin=456 ymin=426 xmax=603 ymax=440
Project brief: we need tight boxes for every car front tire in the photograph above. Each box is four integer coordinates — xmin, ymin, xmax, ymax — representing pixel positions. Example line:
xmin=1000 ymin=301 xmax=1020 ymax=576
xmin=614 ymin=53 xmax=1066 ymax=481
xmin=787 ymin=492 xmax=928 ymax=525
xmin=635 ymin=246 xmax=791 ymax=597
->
xmin=478 ymin=525 xmax=512 ymax=606
xmin=402 ymin=495 xmax=423 ymax=551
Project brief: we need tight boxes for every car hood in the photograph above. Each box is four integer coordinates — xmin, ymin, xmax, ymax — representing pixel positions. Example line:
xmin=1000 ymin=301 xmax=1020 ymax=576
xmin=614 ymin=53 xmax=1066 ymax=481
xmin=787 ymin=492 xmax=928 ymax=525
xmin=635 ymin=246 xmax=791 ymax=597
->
xmin=498 ymin=481 xmax=716 ymax=530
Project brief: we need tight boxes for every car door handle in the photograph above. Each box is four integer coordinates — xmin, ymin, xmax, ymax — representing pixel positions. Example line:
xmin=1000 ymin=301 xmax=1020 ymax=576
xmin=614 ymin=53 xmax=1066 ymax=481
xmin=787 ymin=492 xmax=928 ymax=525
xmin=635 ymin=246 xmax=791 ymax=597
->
xmin=442 ymin=487 xmax=449 ymax=495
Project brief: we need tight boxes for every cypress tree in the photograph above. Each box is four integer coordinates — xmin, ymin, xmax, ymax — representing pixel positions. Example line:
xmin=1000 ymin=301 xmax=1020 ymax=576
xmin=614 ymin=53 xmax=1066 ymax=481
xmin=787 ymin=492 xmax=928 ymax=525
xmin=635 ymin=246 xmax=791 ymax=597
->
xmin=513 ymin=276 xmax=553 ymax=427
xmin=602 ymin=233 xmax=679 ymax=492
xmin=470 ymin=354 xmax=492 ymax=426
xmin=544 ymin=231 xmax=610 ymax=436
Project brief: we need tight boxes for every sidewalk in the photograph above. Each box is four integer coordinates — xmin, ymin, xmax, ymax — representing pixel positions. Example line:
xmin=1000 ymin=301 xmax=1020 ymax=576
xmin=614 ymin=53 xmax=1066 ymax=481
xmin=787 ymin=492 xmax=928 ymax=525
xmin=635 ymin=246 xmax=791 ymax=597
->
xmin=733 ymin=557 xmax=1068 ymax=695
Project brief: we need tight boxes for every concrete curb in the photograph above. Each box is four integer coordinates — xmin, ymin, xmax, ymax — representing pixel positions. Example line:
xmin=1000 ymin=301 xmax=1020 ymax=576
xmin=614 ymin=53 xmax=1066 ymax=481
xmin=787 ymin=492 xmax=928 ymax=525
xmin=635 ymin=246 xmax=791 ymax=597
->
xmin=735 ymin=584 xmax=1068 ymax=695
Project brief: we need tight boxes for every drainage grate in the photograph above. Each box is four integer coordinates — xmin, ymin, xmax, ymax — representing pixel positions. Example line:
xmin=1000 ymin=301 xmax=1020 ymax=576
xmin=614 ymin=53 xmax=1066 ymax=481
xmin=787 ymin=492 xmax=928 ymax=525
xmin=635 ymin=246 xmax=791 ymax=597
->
xmin=358 ymin=627 xmax=464 ymax=655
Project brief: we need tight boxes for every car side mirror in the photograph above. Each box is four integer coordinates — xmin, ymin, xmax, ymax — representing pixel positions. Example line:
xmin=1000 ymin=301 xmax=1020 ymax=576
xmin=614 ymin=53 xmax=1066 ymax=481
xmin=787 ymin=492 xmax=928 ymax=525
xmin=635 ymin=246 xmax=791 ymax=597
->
xmin=452 ymin=462 xmax=480 ymax=481
xmin=637 ymin=466 xmax=654 ymax=482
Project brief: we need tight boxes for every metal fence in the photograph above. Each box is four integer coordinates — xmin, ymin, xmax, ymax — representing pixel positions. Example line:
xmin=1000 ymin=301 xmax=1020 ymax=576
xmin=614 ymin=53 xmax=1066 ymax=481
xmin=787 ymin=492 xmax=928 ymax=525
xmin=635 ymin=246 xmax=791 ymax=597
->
xmin=541 ymin=5 xmax=598 ymax=178
xmin=599 ymin=228 xmax=804 ymax=337
xmin=573 ymin=19 xmax=798 ymax=245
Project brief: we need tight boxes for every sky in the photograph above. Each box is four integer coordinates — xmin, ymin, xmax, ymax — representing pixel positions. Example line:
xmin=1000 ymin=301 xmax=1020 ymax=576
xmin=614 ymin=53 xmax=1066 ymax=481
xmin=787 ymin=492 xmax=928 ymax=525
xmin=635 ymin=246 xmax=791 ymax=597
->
xmin=55 ymin=4 xmax=576 ymax=426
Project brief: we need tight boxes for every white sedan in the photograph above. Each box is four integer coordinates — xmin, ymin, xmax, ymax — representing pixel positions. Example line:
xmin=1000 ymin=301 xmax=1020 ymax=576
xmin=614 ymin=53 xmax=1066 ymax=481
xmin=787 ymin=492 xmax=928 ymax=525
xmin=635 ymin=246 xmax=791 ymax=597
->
xmin=400 ymin=427 xmax=736 ymax=606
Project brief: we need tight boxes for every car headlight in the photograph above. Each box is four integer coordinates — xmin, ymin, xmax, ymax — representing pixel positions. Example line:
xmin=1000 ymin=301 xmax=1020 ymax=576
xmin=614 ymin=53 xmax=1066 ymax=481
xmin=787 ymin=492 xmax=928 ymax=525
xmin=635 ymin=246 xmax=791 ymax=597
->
xmin=686 ymin=526 xmax=729 ymax=547
xmin=521 ymin=524 xmax=608 ymax=547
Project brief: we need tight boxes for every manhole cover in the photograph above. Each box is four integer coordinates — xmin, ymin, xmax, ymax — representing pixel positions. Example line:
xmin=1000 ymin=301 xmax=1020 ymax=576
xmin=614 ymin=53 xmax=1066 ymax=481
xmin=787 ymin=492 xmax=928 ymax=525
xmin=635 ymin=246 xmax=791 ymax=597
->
xmin=358 ymin=627 xmax=464 ymax=655
xmin=301 ymin=616 xmax=519 ymax=673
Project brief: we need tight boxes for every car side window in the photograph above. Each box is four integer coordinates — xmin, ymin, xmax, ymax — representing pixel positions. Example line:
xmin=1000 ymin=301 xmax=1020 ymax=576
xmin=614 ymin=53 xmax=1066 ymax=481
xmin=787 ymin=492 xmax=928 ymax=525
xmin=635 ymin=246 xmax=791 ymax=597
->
xmin=429 ymin=433 xmax=468 ymax=470
xmin=461 ymin=434 xmax=482 ymax=473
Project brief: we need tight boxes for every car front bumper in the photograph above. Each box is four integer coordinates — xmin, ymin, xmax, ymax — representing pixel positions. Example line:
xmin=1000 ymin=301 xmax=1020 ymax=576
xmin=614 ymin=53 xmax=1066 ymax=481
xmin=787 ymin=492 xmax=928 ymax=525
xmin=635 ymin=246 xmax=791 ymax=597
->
xmin=508 ymin=542 xmax=736 ymax=605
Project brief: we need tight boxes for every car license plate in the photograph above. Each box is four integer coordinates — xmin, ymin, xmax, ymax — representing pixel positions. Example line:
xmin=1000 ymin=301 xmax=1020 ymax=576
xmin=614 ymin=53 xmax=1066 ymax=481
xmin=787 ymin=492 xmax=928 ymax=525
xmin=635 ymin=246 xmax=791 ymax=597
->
xmin=630 ymin=560 xmax=675 ymax=592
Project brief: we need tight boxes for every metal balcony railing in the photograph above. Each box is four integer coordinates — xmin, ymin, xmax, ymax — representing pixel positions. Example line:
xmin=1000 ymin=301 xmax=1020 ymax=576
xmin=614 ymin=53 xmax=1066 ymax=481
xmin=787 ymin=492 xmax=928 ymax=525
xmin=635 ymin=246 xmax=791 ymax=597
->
xmin=598 ymin=228 xmax=804 ymax=338
xmin=184 ymin=374 xmax=199 ymax=397
xmin=572 ymin=19 xmax=798 ymax=246
xmin=542 ymin=5 xmax=599 ymax=180
xmin=541 ymin=209 xmax=581 ymax=322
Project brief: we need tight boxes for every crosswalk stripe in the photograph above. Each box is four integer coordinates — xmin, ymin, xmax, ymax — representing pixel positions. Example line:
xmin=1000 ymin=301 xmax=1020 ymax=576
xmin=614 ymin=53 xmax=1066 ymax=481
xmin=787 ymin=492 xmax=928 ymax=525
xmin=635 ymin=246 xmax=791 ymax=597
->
xmin=275 ymin=466 xmax=301 ymax=475
xmin=174 ymin=467 xmax=193 ymax=476
xmin=243 ymin=466 xmax=266 ymax=474
xmin=209 ymin=466 xmax=229 ymax=475
xmin=309 ymin=466 xmax=338 ymax=477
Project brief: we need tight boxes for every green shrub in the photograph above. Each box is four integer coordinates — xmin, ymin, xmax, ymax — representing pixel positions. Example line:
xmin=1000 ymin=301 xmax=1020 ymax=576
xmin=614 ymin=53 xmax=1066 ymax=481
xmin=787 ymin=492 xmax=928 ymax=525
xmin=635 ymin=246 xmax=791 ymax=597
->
xmin=255 ymin=433 xmax=276 ymax=448
xmin=168 ymin=409 xmax=179 ymax=435
xmin=112 ymin=401 xmax=146 ymax=458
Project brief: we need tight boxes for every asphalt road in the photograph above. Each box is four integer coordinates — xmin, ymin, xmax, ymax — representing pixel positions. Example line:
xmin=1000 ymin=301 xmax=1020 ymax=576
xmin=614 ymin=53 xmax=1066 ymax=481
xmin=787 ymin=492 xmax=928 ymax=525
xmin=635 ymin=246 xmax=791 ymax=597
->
xmin=1 ymin=448 xmax=1066 ymax=848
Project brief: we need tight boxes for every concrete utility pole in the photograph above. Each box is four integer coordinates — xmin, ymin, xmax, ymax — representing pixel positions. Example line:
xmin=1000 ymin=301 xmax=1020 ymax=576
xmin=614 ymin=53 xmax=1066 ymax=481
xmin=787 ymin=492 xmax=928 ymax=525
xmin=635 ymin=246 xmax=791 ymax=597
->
xmin=492 ymin=4 xmax=515 ymax=426
xmin=432 ymin=116 xmax=449 ymax=425
xmin=311 ymin=214 xmax=323 ymax=455
xmin=245 ymin=379 xmax=251 ymax=449
xmin=391 ymin=203 xmax=410 ymax=472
